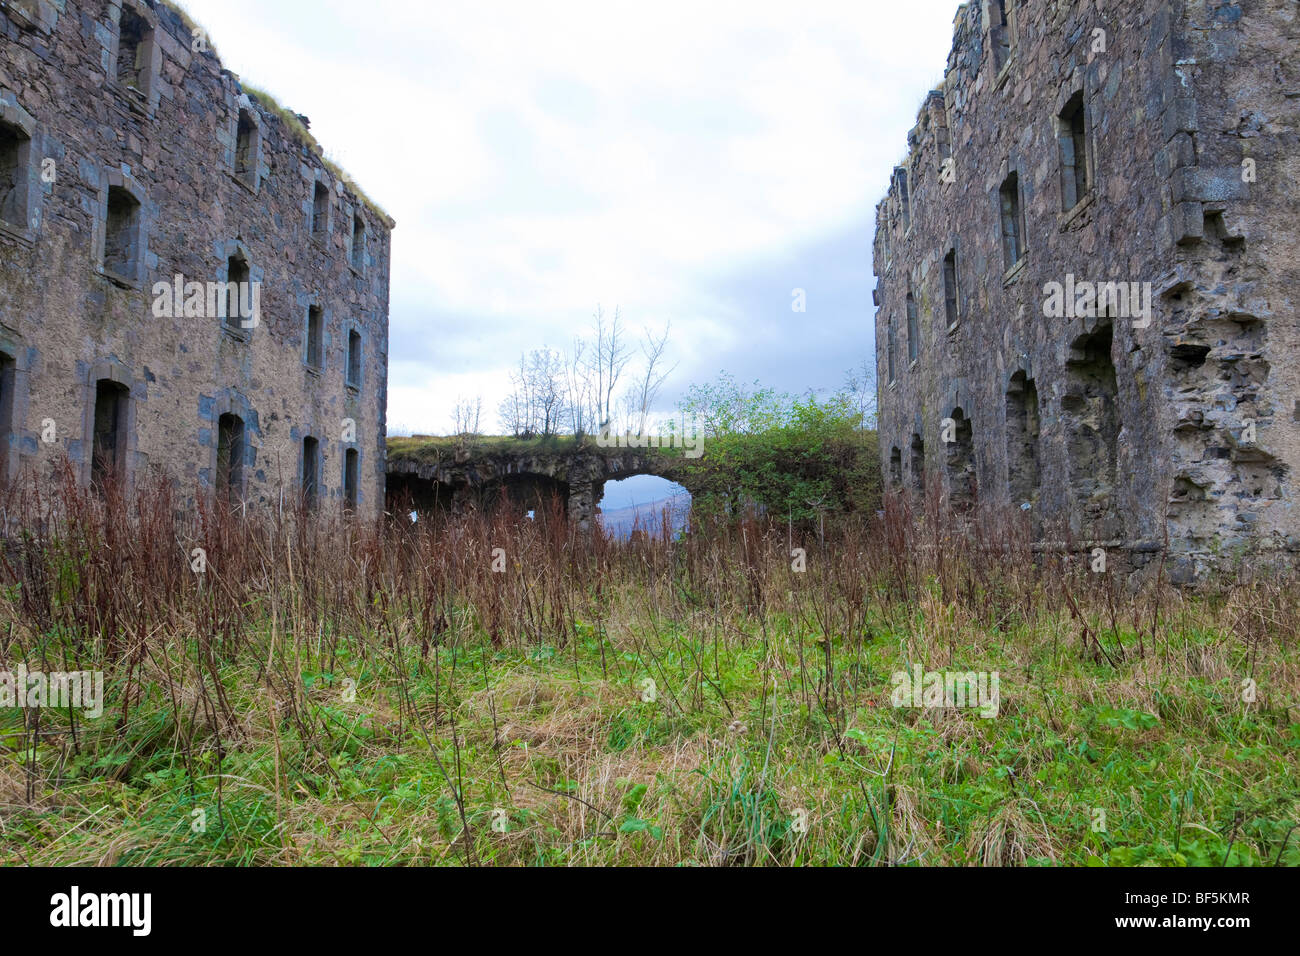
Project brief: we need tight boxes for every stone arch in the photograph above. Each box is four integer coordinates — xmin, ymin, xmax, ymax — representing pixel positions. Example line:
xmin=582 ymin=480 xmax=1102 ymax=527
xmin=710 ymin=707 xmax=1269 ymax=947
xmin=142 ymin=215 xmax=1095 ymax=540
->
xmin=1005 ymin=368 xmax=1041 ymax=518
xmin=1064 ymin=321 xmax=1121 ymax=540
xmin=909 ymin=432 xmax=925 ymax=492
xmin=483 ymin=472 xmax=571 ymax=517
xmin=945 ymin=406 xmax=976 ymax=510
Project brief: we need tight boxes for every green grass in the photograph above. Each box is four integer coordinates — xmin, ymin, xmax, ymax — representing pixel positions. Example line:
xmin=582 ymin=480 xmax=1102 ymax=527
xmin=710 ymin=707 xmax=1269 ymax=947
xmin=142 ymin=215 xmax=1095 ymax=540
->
xmin=4 ymin=590 xmax=1296 ymax=866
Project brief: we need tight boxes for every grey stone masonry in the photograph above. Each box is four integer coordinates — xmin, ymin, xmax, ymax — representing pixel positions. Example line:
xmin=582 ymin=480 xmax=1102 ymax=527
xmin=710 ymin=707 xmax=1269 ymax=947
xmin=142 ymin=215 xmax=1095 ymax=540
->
xmin=0 ymin=0 xmax=394 ymax=518
xmin=873 ymin=0 xmax=1299 ymax=582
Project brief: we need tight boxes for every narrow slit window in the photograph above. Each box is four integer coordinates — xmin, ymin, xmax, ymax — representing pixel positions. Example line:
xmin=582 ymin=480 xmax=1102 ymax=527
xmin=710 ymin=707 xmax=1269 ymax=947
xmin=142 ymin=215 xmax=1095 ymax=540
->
xmin=302 ymin=436 xmax=319 ymax=510
xmin=350 ymin=214 xmax=365 ymax=270
xmin=235 ymin=109 xmax=259 ymax=188
xmin=347 ymin=329 xmax=361 ymax=387
xmin=887 ymin=320 xmax=897 ymax=385
xmin=991 ymin=0 xmax=1012 ymax=71
xmin=906 ymin=289 xmax=920 ymax=363
xmin=898 ymin=169 xmax=910 ymax=231
xmin=312 ymin=181 xmax=329 ymax=238
xmin=1000 ymin=171 xmax=1024 ymax=268
xmin=306 ymin=306 xmax=324 ymax=370
xmin=216 ymin=413 xmax=245 ymax=500
xmin=225 ymin=255 xmax=250 ymax=330
xmin=343 ymin=448 xmax=359 ymax=512
xmin=1059 ymin=92 xmax=1089 ymax=210
xmin=0 ymin=352 xmax=14 ymax=484
xmin=943 ymin=249 xmax=959 ymax=329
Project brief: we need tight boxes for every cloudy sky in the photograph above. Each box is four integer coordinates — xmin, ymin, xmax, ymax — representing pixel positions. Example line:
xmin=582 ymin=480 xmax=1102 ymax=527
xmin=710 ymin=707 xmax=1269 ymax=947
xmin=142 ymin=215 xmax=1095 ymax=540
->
xmin=182 ymin=0 xmax=961 ymax=435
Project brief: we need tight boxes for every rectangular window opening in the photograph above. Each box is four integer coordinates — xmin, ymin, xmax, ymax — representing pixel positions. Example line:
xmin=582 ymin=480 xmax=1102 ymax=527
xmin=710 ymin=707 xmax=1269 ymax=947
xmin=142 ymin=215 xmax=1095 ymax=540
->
xmin=312 ymin=181 xmax=329 ymax=237
xmin=347 ymin=329 xmax=362 ymax=387
xmin=302 ymin=436 xmax=319 ymax=511
xmin=343 ymin=448 xmax=359 ymax=512
xmin=1059 ymin=92 xmax=1089 ymax=209
xmin=991 ymin=0 xmax=1012 ymax=70
xmin=887 ymin=320 xmax=897 ymax=385
xmin=216 ymin=413 xmax=245 ymax=501
xmin=225 ymin=255 xmax=250 ymax=329
xmin=943 ymin=249 xmax=959 ymax=329
xmin=116 ymin=6 xmax=150 ymax=92
xmin=92 ymin=379 xmax=129 ymax=493
xmin=0 ymin=122 xmax=30 ymax=230
xmin=350 ymin=215 xmax=365 ymax=270
xmin=1000 ymin=171 xmax=1024 ymax=268
xmin=104 ymin=185 xmax=142 ymax=280
xmin=235 ymin=109 xmax=258 ymax=187
xmin=306 ymin=306 xmax=324 ymax=370
xmin=898 ymin=170 xmax=910 ymax=231
xmin=0 ymin=352 xmax=14 ymax=484
xmin=906 ymin=290 xmax=920 ymax=363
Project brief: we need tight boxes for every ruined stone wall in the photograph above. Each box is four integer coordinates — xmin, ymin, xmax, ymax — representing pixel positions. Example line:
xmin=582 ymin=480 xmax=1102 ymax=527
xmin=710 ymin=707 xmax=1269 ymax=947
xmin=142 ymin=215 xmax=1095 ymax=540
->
xmin=0 ymin=0 xmax=394 ymax=518
xmin=387 ymin=446 xmax=700 ymax=532
xmin=873 ymin=0 xmax=1298 ymax=580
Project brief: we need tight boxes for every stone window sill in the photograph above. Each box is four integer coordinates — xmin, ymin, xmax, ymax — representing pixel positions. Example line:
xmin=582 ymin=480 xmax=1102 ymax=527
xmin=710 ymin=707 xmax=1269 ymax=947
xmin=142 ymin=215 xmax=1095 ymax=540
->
xmin=348 ymin=264 xmax=364 ymax=279
xmin=345 ymin=381 xmax=360 ymax=394
xmin=994 ymin=52 xmax=1016 ymax=91
xmin=909 ymin=359 xmax=919 ymax=371
xmin=221 ymin=323 xmax=251 ymax=344
xmin=1059 ymin=191 xmax=1096 ymax=230
xmin=107 ymin=79 xmax=155 ymax=119
xmin=304 ymin=364 xmax=322 ymax=377
xmin=229 ymin=171 xmax=260 ymax=196
xmin=887 ymin=380 xmax=898 ymax=391
xmin=0 ymin=219 xmax=35 ymax=246
xmin=1003 ymin=257 xmax=1027 ymax=286
xmin=98 ymin=265 xmax=142 ymax=291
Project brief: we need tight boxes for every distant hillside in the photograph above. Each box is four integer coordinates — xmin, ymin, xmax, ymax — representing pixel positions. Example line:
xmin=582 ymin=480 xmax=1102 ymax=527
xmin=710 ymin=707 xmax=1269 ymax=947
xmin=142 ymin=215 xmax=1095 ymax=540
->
xmin=598 ymin=493 xmax=690 ymax=539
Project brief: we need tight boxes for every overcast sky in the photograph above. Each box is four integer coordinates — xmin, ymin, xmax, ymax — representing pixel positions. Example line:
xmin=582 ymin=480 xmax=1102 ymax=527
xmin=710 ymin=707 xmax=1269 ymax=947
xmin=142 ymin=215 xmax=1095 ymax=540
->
xmin=182 ymin=0 xmax=961 ymax=434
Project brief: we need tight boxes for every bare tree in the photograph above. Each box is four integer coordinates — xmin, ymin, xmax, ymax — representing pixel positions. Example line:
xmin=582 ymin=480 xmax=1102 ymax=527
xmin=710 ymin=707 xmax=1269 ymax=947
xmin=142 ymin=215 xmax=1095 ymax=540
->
xmin=452 ymin=395 xmax=483 ymax=442
xmin=588 ymin=305 xmax=632 ymax=430
xmin=844 ymin=357 xmax=878 ymax=431
xmin=625 ymin=321 xmax=675 ymax=435
xmin=500 ymin=352 xmax=534 ymax=436
xmin=564 ymin=335 xmax=594 ymax=438
xmin=528 ymin=348 xmax=566 ymax=436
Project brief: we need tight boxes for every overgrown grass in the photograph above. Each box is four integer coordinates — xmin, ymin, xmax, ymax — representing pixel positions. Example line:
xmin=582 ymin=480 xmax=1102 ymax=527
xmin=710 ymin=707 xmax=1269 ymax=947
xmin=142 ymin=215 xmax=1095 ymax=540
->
xmin=0 ymin=468 xmax=1296 ymax=866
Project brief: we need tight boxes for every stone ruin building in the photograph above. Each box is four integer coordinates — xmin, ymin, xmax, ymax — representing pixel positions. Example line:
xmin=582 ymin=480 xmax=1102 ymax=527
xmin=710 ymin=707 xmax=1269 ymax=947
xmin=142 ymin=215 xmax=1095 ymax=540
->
xmin=0 ymin=0 xmax=393 ymax=519
xmin=873 ymin=0 xmax=1298 ymax=581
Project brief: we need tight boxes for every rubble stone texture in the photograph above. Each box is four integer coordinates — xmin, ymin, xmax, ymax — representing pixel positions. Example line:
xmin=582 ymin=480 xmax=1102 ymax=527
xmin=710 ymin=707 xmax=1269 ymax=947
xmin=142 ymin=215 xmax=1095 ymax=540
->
xmin=0 ymin=0 xmax=393 ymax=518
xmin=873 ymin=0 xmax=1299 ymax=581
